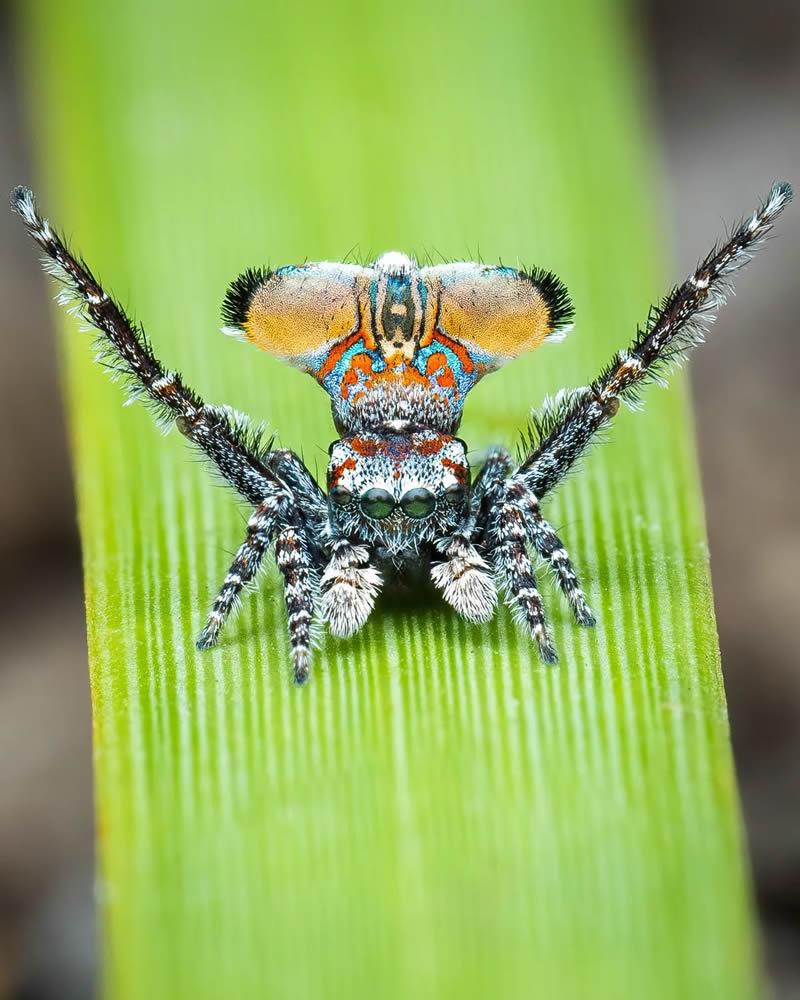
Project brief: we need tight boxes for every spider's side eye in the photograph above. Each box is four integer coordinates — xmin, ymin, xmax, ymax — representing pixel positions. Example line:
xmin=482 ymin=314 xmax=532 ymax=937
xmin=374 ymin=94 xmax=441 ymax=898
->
xmin=329 ymin=486 xmax=352 ymax=507
xmin=399 ymin=487 xmax=436 ymax=519
xmin=445 ymin=484 xmax=466 ymax=506
xmin=361 ymin=488 xmax=395 ymax=520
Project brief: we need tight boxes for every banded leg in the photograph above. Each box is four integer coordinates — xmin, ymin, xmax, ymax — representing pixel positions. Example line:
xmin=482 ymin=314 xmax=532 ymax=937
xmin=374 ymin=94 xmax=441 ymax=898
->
xmin=12 ymin=187 xmax=281 ymax=506
xmin=503 ymin=480 xmax=595 ymax=628
xmin=321 ymin=539 xmax=383 ymax=638
xmin=470 ymin=447 xmax=513 ymax=525
xmin=196 ymin=495 xmax=285 ymax=649
xmin=430 ymin=533 xmax=497 ymax=623
xmin=491 ymin=503 xmax=556 ymax=664
xmin=511 ymin=183 xmax=792 ymax=502
xmin=275 ymin=526 xmax=318 ymax=684
xmin=528 ymin=511 xmax=595 ymax=627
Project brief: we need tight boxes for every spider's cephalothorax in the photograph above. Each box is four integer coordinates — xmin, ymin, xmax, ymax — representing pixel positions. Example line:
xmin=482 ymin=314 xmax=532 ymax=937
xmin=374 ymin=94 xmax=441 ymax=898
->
xmin=326 ymin=427 xmax=470 ymax=550
xmin=12 ymin=183 xmax=792 ymax=683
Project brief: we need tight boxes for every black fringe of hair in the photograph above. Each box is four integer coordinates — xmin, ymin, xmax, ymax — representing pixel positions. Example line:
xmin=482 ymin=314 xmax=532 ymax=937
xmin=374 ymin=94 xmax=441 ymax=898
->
xmin=221 ymin=266 xmax=270 ymax=329
xmin=519 ymin=265 xmax=575 ymax=333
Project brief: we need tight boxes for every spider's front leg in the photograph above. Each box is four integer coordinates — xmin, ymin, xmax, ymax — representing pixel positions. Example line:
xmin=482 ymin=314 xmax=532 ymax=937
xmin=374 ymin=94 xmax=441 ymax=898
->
xmin=501 ymin=183 xmax=792 ymax=662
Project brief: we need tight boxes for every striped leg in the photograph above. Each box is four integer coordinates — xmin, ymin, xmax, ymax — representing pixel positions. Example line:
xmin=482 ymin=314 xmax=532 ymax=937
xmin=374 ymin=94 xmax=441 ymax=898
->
xmin=321 ymin=539 xmax=383 ymax=638
xmin=528 ymin=511 xmax=596 ymax=627
xmin=11 ymin=186 xmax=287 ymax=507
xmin=491 ymin=502 xmax=556 ymax=664
xmin=196 ymin=496 xmax=284 ymax=649
xmin=275 ymin=526 xmax=318 ymax=685
xmin=511 ymin=183 xmax=792 ymax=504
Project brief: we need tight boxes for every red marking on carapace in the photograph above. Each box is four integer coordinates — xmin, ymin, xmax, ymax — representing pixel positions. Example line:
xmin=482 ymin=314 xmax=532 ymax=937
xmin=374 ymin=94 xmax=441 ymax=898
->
xmin=414 ymin=434 xmax=446 ymax=456
xmin=329 ymin=456 xmax=356 ymax=487
xmin=350 ymin=435 xmax=382 ymax=457
xmin=442 ymin=457 xmax=469 ymax=486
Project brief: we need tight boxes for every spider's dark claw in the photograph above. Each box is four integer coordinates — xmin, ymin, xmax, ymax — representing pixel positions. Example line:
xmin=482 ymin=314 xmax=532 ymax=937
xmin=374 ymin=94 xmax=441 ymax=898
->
xmin=196 ymin=629 xmax=219 ymax=650
xmin=574 ymin=603 xmax=596 ymax=628
xmin=292 ymin=647 xmax=312 ymax=685
xmin=535 ymin=635 xmax=559 ymax=666
xmin=537 ymin=642 xmax=558 ymax=667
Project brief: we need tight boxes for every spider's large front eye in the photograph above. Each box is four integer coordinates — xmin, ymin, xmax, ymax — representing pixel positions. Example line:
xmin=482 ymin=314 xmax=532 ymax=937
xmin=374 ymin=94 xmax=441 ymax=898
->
xmin=360 ymin=488 xmax=395 ymax=520
xmin=329 ymin=486 xmax=352 ymax=507
xmin=445 ymin=484 xmax=467 ymax=506
xmin=399 ymin=487 xmax=436 ymax=519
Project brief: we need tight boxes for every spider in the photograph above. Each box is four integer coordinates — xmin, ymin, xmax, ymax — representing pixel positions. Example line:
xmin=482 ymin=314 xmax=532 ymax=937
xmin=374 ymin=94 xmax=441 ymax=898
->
xmin=11 ymin=182 xmax=792 ymax=684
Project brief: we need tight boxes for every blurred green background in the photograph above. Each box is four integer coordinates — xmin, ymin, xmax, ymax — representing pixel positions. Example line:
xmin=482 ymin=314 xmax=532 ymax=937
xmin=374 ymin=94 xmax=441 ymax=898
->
xmin=0 ymin=0 xmax=798 ymax=997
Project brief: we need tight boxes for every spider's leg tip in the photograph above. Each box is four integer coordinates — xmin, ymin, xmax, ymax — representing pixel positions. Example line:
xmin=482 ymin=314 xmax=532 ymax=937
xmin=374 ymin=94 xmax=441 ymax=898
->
xmin=10 ymin=185 xmax=32 ymax=210
xmin=576 ymin=607 xmax=597 ymax=628
xmin=293 ymin=668 xmax=310 ymax=686
xmin=773 ymin=180 xmax=793 ymax=203
xmin=196 ymin=632 xmax=217 ymax=651
xmin=536 ymin=640 xmax=559 ymax=666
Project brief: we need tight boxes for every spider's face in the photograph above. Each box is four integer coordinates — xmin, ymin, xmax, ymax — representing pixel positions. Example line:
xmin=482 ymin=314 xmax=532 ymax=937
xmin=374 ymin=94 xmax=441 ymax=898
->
xmin=326 ymin=425 xmax=470 ymax=552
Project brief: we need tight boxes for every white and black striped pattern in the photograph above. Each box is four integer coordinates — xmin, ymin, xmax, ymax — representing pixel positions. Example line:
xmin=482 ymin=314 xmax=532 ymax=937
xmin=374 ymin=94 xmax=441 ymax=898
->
xmin=528 ymin=509 xmax=596 ymax=627
xmin=275 ymin=526 xmax=319 ymax=685
xmin=469 ymin=446 xmax=513 ymax=527
xmin=196 ymin=495 xmax=288 ymax=649
xmin=500 ymin=479 xmax=596 ymax=628
xmin=516 ymin=182 xmax=793 ymax=502
xmin=490 ymin=499 xmax=556 ymax=664
xmin=10 ymin=185 xmax=278 ymax=508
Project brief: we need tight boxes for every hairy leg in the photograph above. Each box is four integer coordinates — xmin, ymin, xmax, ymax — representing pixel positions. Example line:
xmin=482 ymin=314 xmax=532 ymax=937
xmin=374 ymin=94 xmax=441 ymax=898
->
xmin=470 ymin=447 xmax=513 ymax=525
xmin=490 ymin=499 xmax=556 ymax=664
xmin=12 ymin=186 xmax=286 ymax=506
xmin=275 ymin=525 xmax=319 ymax=684
xmin=511 ymin=183 xmax=793 ymax=502
xmin=428 ymin=447 xmax=507 ymax=624
xmin=197 ymin=492 xmax=290 ymax=649
xmin=527 ymin=509 xmax=595 ymax=627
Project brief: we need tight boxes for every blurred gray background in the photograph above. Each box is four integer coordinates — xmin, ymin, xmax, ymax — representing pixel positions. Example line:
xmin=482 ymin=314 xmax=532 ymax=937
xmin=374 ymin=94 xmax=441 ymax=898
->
xmin=0 ymin=0 xmax=797 ymax=996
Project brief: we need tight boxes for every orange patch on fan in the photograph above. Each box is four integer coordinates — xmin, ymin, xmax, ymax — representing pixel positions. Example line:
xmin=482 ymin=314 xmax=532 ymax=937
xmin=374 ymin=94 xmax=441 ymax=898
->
xmin=432 ymin=331 xmax=475 ymax=373
xmin=340 ymin=353 xmax=377 ymax=399
xmin=378 ymin=352 xmax=429 ymax=389
xmin=350 ymin=435 xmax=382 ymax=457
xmin=425 ymin=351 xmax=448 ymax=374
xmin=317 ymin=331 xmax=363 ymax=380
